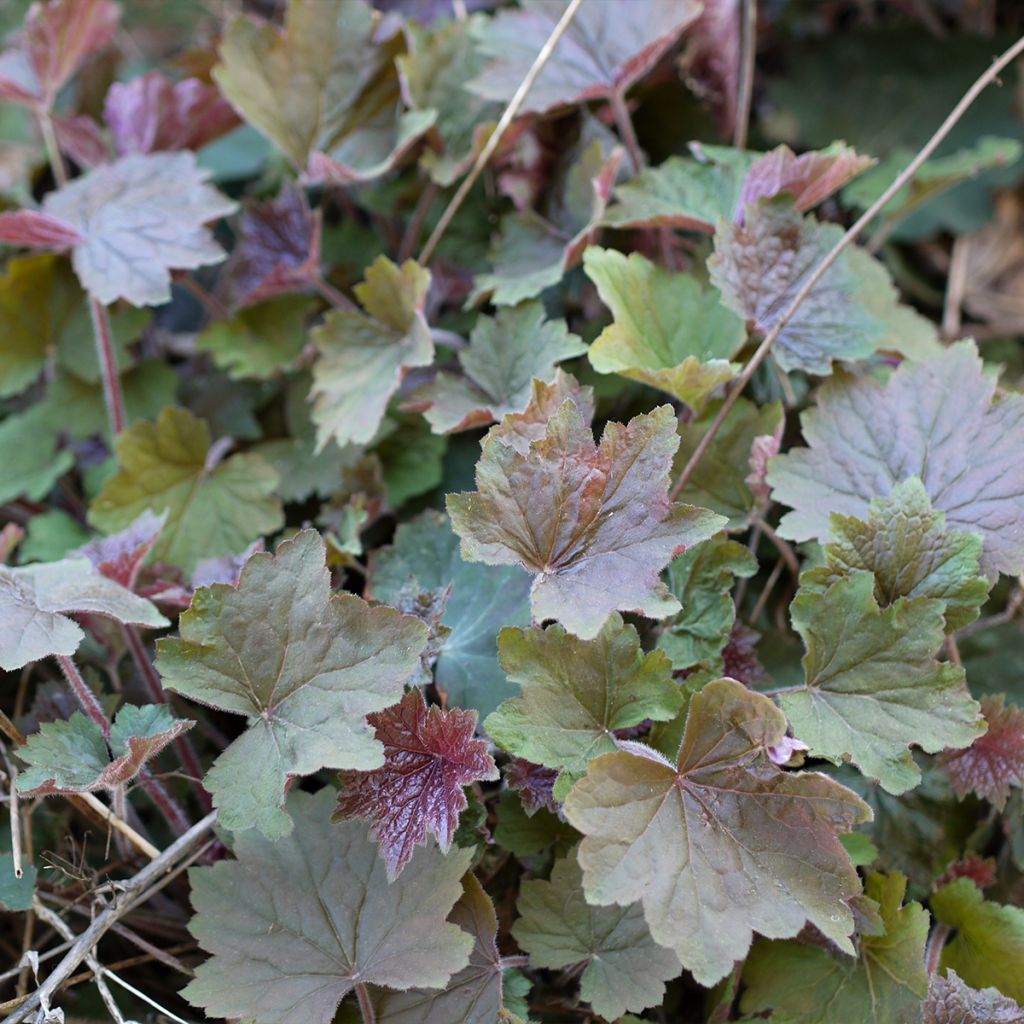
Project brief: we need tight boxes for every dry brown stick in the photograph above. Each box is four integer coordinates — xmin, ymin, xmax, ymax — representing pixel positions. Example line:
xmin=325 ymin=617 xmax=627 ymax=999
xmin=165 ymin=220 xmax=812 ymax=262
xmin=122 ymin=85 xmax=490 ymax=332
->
xmin=671 ymin=34 xmax=1024 ymax=501
xmin=419 ymin=0 xmax=584 ymax=263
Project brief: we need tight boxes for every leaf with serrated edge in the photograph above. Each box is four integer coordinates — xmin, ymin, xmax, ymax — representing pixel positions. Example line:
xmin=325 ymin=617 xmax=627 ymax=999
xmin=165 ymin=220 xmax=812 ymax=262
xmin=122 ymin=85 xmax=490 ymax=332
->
xmin=184 ymin=788 xmax=472 ymax=1024
xmin=486 ymin=614 xmax=683 ymax=791
xmin=17 ymin=705 xmax=192 ymax=796
xmin=932 ymin=879 xmax=1024 ymax=1003
xmin=801 ymin=477 xmax=990 ymax=633
xmin=413 ymin=301 xmax=585 ymax=434
xmin=768 ymin=341 xmax=1024 ymax=579
xmin=512 ymin=848 xmax=681 ymax=1020
xmin=369 ymin=510 xmax=532 ymax=719
xmin=89 ymin=406 xmax=283 ymax=575
xmin=785 ymin=571 xmax=984 ymax=794
xmin=562 ymin=678 xmax=870 ymax=985
xmin=0 ymin=558 xmax=168 ymax=671
xmin=739 ymin=142 xmax=875 ymax=213
xmin=448 ymin=376 xmax=725 ymax=639
xmin=334 ymin=689 xmax=498 ymax=878
xmin=373 ymin=874 xmax=504 ymax=1024
xmin=741 ymin=872 xmax=928 ymax=1024
xmin=311 ymin=257 xmax=433 ymax=448
xmin=156 ymin=531 xmax=429 ymax=838
xmin=583 ymin=247 xmax=745 ymax=412
xmin=924 ymin=969 xmax=1024 ymax=1024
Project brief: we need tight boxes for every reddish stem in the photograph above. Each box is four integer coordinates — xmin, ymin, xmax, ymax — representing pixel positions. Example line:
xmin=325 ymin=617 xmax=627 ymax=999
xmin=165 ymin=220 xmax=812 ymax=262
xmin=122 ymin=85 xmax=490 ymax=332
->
xmin=89 ymin=299 xmax=126 ymax=437
xmin=925 ymin=922 xmax=951 ymax=975
xmin=56 ymin=655 xmax=111 ymax=739
xmin=355 ymin=982 xmax=377 ymax=1024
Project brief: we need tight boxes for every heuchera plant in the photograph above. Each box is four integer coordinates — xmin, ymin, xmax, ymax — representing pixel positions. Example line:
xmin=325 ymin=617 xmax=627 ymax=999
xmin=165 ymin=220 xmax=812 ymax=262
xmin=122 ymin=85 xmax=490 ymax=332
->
xmin=1 ymin=1 xmax=1024 ymax=1022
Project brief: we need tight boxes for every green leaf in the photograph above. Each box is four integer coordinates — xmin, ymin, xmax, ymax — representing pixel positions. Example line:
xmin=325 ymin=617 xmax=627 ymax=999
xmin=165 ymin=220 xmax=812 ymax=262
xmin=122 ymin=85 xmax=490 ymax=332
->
xmin=414 ymin=301 xmax=586 ymax=434
xmin=0 ymin=846 xmax=36 ymax=912
xmin=710 ymin=195 xmax=936 ymax=374
xmin=373 ymin=874 xmax=503 ymax=1024
xmin=657 ymin=533 xmax=758 ymax=671
xmin=583 ymin=247 xmax=745 ymax=412
xmin=673 ymin=397 xmax=784 ymax=529
xmin=213 ymin=0 xmax=434 ymax=182
xmin=195 ymin=296 xmax=317 ymax=380
xmin=17 ymin=704 xmax=192 ymax=795
xmin=493 ymin=790 xmax=579 ymax=858
xmin=0 ymin=557 xmax=168 ymax=671
xmin=470 ymin=142 xmax=622 ymax=306
xmin=0 ymin=406 xmax=75 ymax=504
xmin=839 ymin=832 xmax=879 ymax=868
xmin=602 ymin=145 xmax=758 ymax=231
xmin=932 ymin=879 xmax=1024 ymax=1003
xmin=18 ymin=509 xmax=90 ymax=564
xmin=89 ymin=406 xmax=283 ymax=574
xmin=184 ymin=788 xmax=473 ymax=1024
xmin=784 ymin=572 xmax=984 ymax=794
xmin=369 ymin=511 xmax=532 ymax=719
xmin=768 ymin=341 xmax=1024 ymax=579
xmin=562 ymin=678 xmax=870 ymax=985
xmin=448 ymin=378 xmax=725 ymax=640
xmin=741 ymin=872 xmax=929 ymax=1024
xmin=512 ymin=849 xmax=681 ymax=1021
xmin=311 ymin=257 xmax=433 ymax=447
xmin=156 ymin=530 xmax=428 ymax=837
xmin=374 ymin=414 xmax=447 ymax=507
xmin=486 ymin=615 xmax=682 ymax=792
xmin=801 ymin=478 xmax=990 ymax=633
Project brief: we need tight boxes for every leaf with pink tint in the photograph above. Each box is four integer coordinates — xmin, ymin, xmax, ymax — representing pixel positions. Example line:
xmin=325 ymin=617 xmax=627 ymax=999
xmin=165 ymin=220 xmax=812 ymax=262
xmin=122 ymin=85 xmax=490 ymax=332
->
xmin=923 ymin=969 xmax=1024 ymax=1024
xmin=746 ymin=419 xmax=784 ymax=509
xmin=74 ymin=510 xmax=166 ymax=590
xmin=0 ymin=0 xmax=119 ymax=108
xmin=505 ymin=758 xmax=560 ymax=816
xmin=17 ymin=703 xmax=193 ymax=796
xmin=0 ymin=210 xmax=82 ymax=250
xmin=334 ymin=688 xmax=499 ymax=878
xmin=191 ymin=541 xmax=265 ymax=591
xmin=935 ymin=852 xmax=997 ymax=892
xmin=738 ymin=143 xmax=875 ymax=216
xmin=104 ymin=72 xmax=240 ymax=156
xmin=216 ymin=185 xmax=321 ymax=309
xmin=52 ymin=114 xmax=111 ymax=168
xmin=721 ymin=622 xmax=767 ymax=687
xmin=940 ymin=695 xmax=1024 ymax=810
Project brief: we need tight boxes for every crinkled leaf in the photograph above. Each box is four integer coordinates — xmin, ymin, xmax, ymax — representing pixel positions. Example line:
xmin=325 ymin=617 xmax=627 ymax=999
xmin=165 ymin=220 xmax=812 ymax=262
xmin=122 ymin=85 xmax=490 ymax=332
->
xmin=658 ymin=533 xmax=757 ymax=671
xmin=739 ymin=142 xmax=874 ymax=213
xmin=448 ymin=379 xmax=725 ymax=639
xmin=196 ymin=295 xmax=317 ymax=380
xmin=213 ymin=0 xmax=433 ymax=183
xmin=673 ymin=396 xmax=784 ymax=529
xmin=470 ymin=142 xmax=622 ymax=306
xmin=583 ymin=246 xmax=745 ymax=411
xmin=369 ymin=511 xmax=532 ymax=718
xmin=602 ymin=144 xmax=758 ymax=231
xmin=0 ymin=557 xmax=168 ymax=671
xmin=924 ymin=969 xmax=1024 ymax=1024
xmin=562 ymin=678 xmax=870 ymax=985
xmin=932 ymin=879 xmax=1024 ymax=1003
xmin=37 ymin=152 xmax=235 ymax=306
xmin=156 ymin=531 xmax=428 ymax=838
xmin=17 ymin=704 xmax=192 ymax=796
xmin=939 ymin=695 xmax=1024 ymax=811
xmin=801 ymin=478 xmax=990 ymax=633
xmin=468 ymin=0 xmax=701 ymax=114
xmin=413 ymin=301 xmax=585 ymax=434
xmin=486 ymin=615 xmax=682 ymax=792
xmin=710 ymin=195 xmax=936 ymax=374
xmin=335 ymin=689 xmax=498 ymax=878
xmin=0 ymin=0 xmax=119 ymax=107
xmin=89 ymin=406 xmax=283 ymax=574
xmin=505 ymin=758 xmax=560 ymax=816
xmin=740 ymin=872 xmax=928 ymax=1024
xmin=512 ymin=849 xmax=682 ymax=1021
xmin=768 ymin=341 xmax=1024 ymax=578
xmin=104 ymin=70 xmax=239 ymax=156
xmin=785 ymin=572 xmax=984 ymax=794
xmin=311 ymin=257 xmax=433 ymax=448
xmin=373 ymin=874 xmax=504 ymax=1024
xmin=184 ymin=788 xmax=473 ymax=1024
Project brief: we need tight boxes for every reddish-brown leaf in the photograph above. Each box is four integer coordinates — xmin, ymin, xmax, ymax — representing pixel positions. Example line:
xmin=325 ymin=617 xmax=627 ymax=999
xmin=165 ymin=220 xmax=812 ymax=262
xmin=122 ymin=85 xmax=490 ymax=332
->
xmin=505 ymin=757 xmax=560 ymax=816
xmin=0 ymin=210 xmax=82 ymax=250
xmin=104 ymin=71 xmax=240 ymax=156
xmin=335 ymin=689 xmax=499 ymax=877
xmin=940 ymin=695 xmax=1024 ymax=810
xmin=935 ymin=853 xmax=997 ymax=893
xmin=738 ymin=144 xmax=874 ymax=215
xmin=75 ymin=511 xmax=166 ymax=591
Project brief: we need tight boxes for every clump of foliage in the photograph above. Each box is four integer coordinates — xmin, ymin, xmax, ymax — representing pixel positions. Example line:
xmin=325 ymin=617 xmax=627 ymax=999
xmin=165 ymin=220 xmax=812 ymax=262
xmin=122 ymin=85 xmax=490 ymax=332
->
xmin=1 ymin=1 xmax=1024 ymax=1022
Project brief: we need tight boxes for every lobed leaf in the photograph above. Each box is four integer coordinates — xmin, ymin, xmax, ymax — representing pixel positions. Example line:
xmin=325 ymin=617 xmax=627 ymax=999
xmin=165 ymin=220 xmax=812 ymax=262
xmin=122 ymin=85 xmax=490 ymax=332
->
xmin=923 ymin=970 xmax=1024 ymax=1024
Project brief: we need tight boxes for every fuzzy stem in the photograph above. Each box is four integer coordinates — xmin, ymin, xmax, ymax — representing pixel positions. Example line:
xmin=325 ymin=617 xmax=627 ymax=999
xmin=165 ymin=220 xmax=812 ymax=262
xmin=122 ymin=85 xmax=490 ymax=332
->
xmin=670 ymin=33 xmax=1024 ymax=502
xmin=925 ymin=922 xmax=951 ymax=975
xmin=56 ymin=655 xmax=111 ymax=738
xmin=355 ymin=983 xmax=377 ymax=1024
xmin=89 ymin=298 xmax=126 ymax=437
